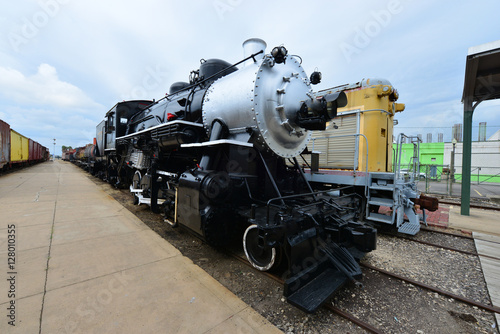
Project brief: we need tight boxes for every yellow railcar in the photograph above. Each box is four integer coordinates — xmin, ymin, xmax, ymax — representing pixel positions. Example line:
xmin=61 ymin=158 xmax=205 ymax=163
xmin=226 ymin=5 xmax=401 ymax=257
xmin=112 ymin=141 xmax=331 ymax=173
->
xmin=304 ymin=78 xmax=437 ymax=235
xmin=10 ymin=129 xmax=29 ymax=163
xmin=309 ymin=78 xmax=405 ymax=173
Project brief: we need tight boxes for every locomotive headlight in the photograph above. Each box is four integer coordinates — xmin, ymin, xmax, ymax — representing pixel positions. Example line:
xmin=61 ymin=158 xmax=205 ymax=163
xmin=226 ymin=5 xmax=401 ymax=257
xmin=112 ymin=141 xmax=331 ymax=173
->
xmin=296 ymin=91 xmax=348 ymax=131
xmin=271 ymin=46 xmax=288 ymax=64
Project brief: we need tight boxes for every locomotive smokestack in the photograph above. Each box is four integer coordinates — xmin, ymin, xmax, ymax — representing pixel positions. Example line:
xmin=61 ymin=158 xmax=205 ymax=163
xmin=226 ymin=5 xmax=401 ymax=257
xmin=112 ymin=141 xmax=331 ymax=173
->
xmin=242 ymin=38 xmax=266 ymax=66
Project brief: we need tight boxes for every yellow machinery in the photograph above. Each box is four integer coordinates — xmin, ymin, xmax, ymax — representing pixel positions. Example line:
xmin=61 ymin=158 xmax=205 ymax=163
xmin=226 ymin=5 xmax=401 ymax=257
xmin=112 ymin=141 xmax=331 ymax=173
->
xmin=308 ymin=78 xmax=405 ymax=173
xmin=303 ymin=78 xmax=436 ymax=235
xmin=10 ymin=129 xmax=29 ymax=163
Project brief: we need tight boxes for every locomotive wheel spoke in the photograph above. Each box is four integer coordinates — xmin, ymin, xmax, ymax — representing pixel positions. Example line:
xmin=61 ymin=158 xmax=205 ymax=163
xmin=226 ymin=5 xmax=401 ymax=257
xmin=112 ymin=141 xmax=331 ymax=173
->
xmin=243 ymin=224 xmax=276 ymax=271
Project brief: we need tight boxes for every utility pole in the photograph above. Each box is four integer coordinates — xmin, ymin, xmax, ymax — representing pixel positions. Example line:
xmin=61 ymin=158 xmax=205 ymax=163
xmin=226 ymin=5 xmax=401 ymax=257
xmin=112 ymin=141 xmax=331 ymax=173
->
xmin=53 ymin=138 xmax=56 ymax=161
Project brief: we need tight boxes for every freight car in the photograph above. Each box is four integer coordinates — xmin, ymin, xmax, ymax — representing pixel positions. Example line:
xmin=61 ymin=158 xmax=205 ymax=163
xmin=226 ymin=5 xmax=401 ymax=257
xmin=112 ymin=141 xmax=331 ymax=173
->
xmin=0 ymin=119 xmax=49 ymax=171
xmin=72 ymin=143 xmax=96 ymax=170
xmin=0 ymin=120 xmax=9 ymax=170
xmin=62 ymin=148 xmax=76 ymax=161
xmin=10 ymin=129 xmax=29 ymax=165
xmin=89 ymin=39 xmax=377 ymax=313
xmin=29 ymin=139 xmax=48 ymax=163
xmin=301 ymin=78 xmax=438 ymax=235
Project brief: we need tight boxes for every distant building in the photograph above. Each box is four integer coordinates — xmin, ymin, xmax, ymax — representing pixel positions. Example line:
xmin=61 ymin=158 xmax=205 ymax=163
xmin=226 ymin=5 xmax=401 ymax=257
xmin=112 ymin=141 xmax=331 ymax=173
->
xmin=489 ymin=129 xmax=500 ymax=141
xmin=478 ymin=122 xmax=487 ymax=141
xmin=394 ymin=135 xmax=500 ymax=183
xmin=452 ymin=124 xmax=462 ymax=142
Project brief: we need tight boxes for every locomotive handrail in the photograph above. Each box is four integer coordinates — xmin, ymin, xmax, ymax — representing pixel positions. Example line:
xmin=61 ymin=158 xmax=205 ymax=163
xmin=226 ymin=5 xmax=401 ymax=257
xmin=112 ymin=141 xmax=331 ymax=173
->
xmin=395 ymin=133 xmax=421 ymax=182
xmin=335 ymin=108 xmax=392 ymax=117
xmin=310 ymin=133 xmax=369 ymax=196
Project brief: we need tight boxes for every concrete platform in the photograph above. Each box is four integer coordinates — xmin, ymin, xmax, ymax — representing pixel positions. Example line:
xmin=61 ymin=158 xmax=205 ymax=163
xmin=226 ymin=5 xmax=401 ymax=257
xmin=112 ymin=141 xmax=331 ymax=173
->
xmin=448 ymin=204 xmax=500 ymax=236
xmin=0 ymin=161 xmax=281 ymax=333
xmin=473 ymin=233 xmax=500 ymax=328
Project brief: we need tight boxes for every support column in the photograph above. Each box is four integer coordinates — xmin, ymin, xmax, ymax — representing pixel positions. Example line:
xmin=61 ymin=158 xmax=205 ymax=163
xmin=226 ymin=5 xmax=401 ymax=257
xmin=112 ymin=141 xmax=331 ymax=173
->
xmin=461 ymin=101 xmax=474 ymax=215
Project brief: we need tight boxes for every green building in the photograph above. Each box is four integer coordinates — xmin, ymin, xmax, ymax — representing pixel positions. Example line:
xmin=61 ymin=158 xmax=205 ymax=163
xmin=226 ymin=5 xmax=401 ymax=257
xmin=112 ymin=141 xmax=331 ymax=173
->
xmin=394 ymin=141 xmax=499 ymax=184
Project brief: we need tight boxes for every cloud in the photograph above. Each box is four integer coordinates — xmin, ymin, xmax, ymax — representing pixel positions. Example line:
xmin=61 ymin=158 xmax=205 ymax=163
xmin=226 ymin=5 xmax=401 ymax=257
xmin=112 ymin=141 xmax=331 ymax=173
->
xmin=1 ymin=0 xmax=500 ymax=153
xmin=0 ymin=63 xmax=99 ymax=109
xmin=0 ymin=63 xmax=105 ymax=153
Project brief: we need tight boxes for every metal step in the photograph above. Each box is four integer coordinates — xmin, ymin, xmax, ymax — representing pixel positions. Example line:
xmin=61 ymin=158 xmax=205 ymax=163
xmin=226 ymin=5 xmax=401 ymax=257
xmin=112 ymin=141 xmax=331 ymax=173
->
xmin=370 ymin=172 xmax=395 ymax=180
xmin=366 ymin=212 xmax=393 ymax=224
xmin=369 ymin=185 xmax=394 ymax=191
xmin=368 ymin=197 xmax=394 ymax=207
xmin=286 ymin=267 xmax=347 ymax=313
xmin=398 ymin=221 xmax=421 ymax=235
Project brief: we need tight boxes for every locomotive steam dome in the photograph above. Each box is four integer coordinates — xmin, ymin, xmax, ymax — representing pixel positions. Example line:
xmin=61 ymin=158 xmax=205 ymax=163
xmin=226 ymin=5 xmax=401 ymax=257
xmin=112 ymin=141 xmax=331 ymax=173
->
xmin=202 ymin=39 xmax=313 ymax=158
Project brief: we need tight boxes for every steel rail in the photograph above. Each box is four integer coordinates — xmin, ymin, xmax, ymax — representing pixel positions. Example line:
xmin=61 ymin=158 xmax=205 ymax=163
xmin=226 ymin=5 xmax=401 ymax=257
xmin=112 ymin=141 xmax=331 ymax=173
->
xmin=361 ymin=262 xmax=500 ymax=314
xmin=420 ymin=226 xmax=474 ymax=239
xmin=388 ymin=232 xmax=500 ymax=261
xmin=438 ymin=200 xmax=500 ymax=212
xmin=381 ymin=231 xmax=476 ymax=255
xmin=398 ymin=229 xmax=500 ymax=261
xmin=228 ymin=251 xmax=383 ymax=334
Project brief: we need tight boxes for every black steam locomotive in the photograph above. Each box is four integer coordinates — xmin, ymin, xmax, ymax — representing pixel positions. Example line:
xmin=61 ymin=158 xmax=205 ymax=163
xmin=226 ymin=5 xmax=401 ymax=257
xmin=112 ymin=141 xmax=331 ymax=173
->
xmin=91 ymin=39 xmax=376 ymax=313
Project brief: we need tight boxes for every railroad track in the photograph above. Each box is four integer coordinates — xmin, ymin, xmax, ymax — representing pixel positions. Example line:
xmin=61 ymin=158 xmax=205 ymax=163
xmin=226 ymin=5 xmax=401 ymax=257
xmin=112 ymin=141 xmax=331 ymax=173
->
xmin=438 ymin=199 xmax=500 ymax=212
xmin=360 ymin=262 xmax=500 ymax=315
xmin=228 ymin=249 xmax=500 ymax=333
xmin=228 ymin=251 xmax=384 ymax=334
xmin=420 ymin=225 xmax=473 ymax=239
xmin=383 ymin=228 xmax=500 ymax=262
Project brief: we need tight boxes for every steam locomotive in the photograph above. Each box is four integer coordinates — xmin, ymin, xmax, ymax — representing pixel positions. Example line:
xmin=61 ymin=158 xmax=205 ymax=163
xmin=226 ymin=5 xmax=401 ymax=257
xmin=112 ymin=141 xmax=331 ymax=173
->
xmin=91 ymin=39 xmax=376 ymax=313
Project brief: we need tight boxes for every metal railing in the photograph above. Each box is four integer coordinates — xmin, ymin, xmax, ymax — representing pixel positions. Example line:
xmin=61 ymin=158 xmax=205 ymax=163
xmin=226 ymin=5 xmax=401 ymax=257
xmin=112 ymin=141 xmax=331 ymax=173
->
xmin=309 ymin=133 xmax=370 ymax=196
xmin=394 ymin=134 xmax=422 ymax=182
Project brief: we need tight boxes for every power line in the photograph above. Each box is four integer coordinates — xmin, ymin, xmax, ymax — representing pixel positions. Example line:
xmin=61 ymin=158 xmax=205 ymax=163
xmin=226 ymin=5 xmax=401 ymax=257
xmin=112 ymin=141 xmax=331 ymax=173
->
xmin=396 ymin=125 xmax=500 ymax=128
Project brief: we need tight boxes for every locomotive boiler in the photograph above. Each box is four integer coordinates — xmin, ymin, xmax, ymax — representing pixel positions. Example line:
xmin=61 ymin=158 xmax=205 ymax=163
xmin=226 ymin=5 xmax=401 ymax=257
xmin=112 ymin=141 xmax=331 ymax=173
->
xmin=95 ymin=39 xmax=377 ymax=313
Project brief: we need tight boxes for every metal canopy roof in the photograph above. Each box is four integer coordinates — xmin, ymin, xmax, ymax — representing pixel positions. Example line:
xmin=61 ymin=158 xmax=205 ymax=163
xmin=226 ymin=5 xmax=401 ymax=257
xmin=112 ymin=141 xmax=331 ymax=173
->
xmin=462 ymin=40 xmax=500 ymax=104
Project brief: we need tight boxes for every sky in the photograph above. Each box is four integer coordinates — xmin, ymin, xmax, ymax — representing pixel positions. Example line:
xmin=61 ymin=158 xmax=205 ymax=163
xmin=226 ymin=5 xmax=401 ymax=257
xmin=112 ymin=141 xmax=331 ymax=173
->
xmin=1 ymin=0 xmax=499 ymax=155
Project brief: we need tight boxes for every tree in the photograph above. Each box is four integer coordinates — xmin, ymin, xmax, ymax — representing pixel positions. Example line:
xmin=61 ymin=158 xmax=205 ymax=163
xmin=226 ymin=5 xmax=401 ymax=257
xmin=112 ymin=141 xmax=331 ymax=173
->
xmin=62 ymin=145 xmax=73 ymax=152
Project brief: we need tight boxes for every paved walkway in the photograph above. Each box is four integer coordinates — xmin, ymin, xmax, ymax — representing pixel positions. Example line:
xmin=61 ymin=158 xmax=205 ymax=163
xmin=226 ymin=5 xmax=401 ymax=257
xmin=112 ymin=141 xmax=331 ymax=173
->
xmin=0 ymin=161 xmax=281 ymax=334
xmin=447 ymin=204 xmax=500 ymax=236
xmin=474 ymin=233 xmax=500 ymax=327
